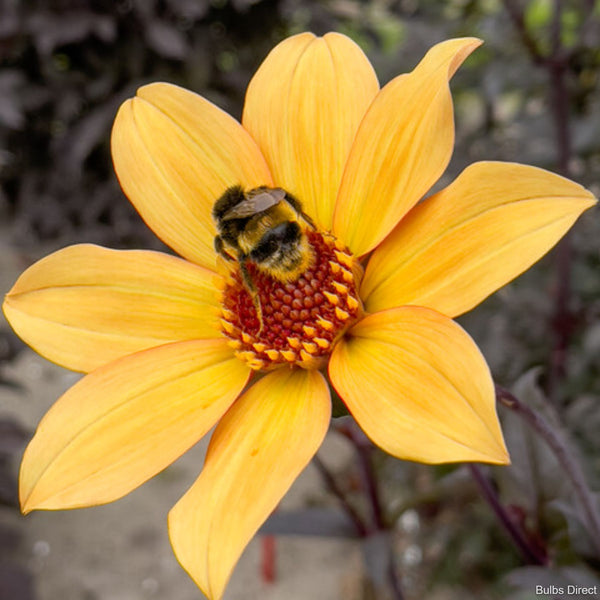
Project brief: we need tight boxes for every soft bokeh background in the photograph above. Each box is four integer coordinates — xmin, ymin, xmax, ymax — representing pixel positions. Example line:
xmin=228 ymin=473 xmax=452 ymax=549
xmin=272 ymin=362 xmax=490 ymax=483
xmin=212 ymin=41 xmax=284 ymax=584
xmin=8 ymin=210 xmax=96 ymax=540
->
xmin=1 ymin=1 xmax=599 ymax=599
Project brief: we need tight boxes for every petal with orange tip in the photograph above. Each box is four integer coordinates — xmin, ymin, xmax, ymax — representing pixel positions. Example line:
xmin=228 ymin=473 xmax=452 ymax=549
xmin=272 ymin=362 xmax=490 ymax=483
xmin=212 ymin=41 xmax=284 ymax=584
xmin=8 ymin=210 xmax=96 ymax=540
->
xmin=333 ymin=38 xmax=481 ymax=256
xmin=20 ymin=338 xmax=250 ymax=513
xmin=3 ymin=245 xmax=223 ymax=373
xmin=329 ymin=307 xmax=509 ymax=465
xmin=361 ymin=162 xmax=597 ymax=317
xmin=112 ymin=83 xmax=272 ymax=269
xmin=168 ymin=368 xmax=330 ymax=600
xmin=243 ymin=32 xmax=379 ymax=231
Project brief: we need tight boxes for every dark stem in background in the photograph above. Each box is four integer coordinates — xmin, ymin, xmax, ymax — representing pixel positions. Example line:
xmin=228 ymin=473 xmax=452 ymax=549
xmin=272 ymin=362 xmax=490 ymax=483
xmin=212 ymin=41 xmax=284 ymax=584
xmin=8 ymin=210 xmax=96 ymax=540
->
xmin=496 ymin=385 xmax=600 ymax=558
xmin=335 ymin=423 xmax=405 ymax=600
xmin=502 ymin=0 xmax=581 ymax=402
xmin=337 ymin=423 xmax=386 ymax=531
xmin=468 ymin=463 xmax=548 ymax=565
xmin=501 ymin=0 xmax=545 ymax=64
xmin=546 ymin=0 xmax=574 ymax=402
xmin=387 ymin=556 xmax=405 ymax=600
xmin=312 ymin=453 xmax=369 ymax=537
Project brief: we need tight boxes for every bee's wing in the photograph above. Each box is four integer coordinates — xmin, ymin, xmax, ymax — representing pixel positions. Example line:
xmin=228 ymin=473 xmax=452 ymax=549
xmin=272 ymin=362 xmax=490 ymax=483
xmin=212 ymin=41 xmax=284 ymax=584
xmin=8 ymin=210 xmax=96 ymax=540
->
xmin=222 ymin=188 xmax=286 ymax=220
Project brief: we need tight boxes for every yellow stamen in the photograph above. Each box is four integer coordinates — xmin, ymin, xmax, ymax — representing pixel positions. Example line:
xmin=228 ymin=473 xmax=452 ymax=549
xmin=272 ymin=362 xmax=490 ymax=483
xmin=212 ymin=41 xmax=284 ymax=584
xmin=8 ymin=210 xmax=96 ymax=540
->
xmin=332 ymin=281 xmax=349 ymax=296
xmin=302 ymin=325 xmax=317 ymax=337
xmin=314 ymin=337 xmax=330 ymax=349
xmin=329 ymin=261 xmax=342 ymax=275
xmin=287 ymin=337 xmax=302 ymax=349
xmin=299 ymin=349 xmax=314 ymax=362
xmin=222 ymin=308 xmax=236 ymax=321
xmin=335 ymin=307 xmax=350 ymax=321
xmin=302 ymin=341 xmax=318 ymax=354
xmin=334 ymin=250 xmax=353 ymax=268
xmin=248 ymin=359 xmax=266 ymax=370
xmin=220 ymin=319 xmax=236 ymax=335
xmin=237 ymin=350 xmax=257 ymax=362
xmin=316 ymin=316 xmax=335 ymax=331
xmin=266 ymin=349 xmax=280 ymax=361
xmin=341 ymin=268 xmax=354 ymax=284
xmin=280 ymin=349 xmax=297 ymax=362
xmin=323 ymin=291 xmax=339 ymax=306
xmin=346 ymin=295 xmax=360 ymax=311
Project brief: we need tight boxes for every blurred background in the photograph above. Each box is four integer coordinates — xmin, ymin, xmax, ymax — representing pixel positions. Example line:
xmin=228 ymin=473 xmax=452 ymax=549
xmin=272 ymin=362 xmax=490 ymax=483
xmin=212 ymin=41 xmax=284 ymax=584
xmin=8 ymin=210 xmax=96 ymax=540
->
xmin=1 ymin=1 xmax=599 ymax=599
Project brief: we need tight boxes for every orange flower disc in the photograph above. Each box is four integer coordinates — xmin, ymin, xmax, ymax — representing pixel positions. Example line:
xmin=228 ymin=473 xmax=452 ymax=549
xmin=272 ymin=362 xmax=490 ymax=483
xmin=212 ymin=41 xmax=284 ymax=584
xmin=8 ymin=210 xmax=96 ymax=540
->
xmin=219 ymin=230 xmax=361 ymax=370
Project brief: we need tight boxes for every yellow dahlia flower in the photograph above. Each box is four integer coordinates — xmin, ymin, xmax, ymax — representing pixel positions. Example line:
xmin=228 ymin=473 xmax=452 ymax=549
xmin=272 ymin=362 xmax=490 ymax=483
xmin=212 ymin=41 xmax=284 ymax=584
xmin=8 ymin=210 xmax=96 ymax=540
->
xmin=3 ymin=33 xmax=596 ymax=599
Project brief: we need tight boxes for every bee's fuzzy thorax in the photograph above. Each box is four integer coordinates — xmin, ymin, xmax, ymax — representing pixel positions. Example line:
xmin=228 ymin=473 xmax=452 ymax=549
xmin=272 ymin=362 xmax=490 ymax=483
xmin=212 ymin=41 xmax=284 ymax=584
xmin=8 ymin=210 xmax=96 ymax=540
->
xmin=235 ymin=202 xmax=296 ymax=255
xmin=258 ymin=231 xmax=315 ymax=282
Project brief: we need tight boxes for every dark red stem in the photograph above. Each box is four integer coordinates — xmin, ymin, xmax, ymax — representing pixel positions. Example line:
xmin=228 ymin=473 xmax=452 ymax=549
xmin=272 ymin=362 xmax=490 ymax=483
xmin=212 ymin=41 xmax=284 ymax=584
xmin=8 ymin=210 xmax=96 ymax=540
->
xmin=496 ymin=385 xmax=600 ymax=557
xmin=468 ymin=463 xmax=548 ymax=565
xmin=336 ymin=423 xmax=386 ymax=531
xmin=502 ymin=0 xmax=581 ymax=401
xmin=312 ymin=453 xmax=369 ymax=537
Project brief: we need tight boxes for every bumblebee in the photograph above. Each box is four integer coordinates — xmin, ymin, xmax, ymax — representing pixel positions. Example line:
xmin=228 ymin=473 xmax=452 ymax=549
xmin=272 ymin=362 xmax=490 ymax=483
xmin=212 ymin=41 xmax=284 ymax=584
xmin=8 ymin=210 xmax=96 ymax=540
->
xmin=213 ymin=185 xmax=316 ymax=327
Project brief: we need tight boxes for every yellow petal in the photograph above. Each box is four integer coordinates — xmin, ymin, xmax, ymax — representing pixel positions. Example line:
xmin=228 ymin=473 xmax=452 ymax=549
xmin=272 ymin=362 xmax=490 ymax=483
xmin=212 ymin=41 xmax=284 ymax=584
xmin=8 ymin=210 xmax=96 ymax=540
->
xmin=333 ymin=38 xmax=481 ymax=256
xmin=169 ymin=368 xmax=330 ymax=600
xmin=329 ymin=307 xmax=509 ymax=464
xmin=20 ymin=339 xmax=250 ymax=513
xmin=112 ymin=83 xmax=272 ymax=269
xmin=361 ymin=162 xmax=597 ymax=317
xmin=243 ymin=32 xmax=379 ymax=231
xmin=3 ymin=244 xmax=223 ymax=373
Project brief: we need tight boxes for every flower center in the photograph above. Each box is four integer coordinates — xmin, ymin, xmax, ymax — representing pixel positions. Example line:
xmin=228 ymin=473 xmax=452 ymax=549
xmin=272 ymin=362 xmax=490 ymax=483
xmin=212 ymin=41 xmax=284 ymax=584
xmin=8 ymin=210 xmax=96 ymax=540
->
xmin=219 ymin=230 xmax=361 ymax=370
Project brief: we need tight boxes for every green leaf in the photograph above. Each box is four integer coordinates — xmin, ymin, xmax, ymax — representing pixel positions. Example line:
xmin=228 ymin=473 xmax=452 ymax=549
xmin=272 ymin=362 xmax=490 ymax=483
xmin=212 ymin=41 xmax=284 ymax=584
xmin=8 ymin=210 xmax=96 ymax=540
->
xmin=524 ymin=0 xmax=553 ymax=30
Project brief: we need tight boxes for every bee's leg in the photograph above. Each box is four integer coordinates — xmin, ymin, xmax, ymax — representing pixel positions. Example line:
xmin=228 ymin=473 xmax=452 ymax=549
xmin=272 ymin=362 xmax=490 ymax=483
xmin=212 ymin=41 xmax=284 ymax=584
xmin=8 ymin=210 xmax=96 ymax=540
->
xmin=214 ymin=235 xmax=235 ymax=261
xmin=239 ymin=258 xmax=264 ymax=334
xmin=253 ymin=296 xmax=264 ymax=335
xmin=285 ymin=192 xmax=317 ymax=229
xmin=300 ymin=211 xmax=317 ymax=230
